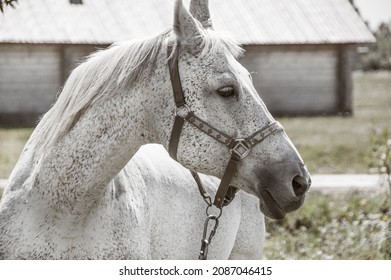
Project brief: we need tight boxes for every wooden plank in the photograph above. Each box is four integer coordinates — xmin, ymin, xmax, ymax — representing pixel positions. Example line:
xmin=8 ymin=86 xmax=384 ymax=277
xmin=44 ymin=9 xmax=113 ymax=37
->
xmin=0 ymin=45 xmax=60 ymax=113
xmin=240 ymin=45 xmax=339 ymax=114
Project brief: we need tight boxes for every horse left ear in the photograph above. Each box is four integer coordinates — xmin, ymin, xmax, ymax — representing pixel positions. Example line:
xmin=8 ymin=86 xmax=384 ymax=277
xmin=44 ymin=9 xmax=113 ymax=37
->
xmin=189 ymin=0 xmax=213 ymax=29
xmin=173 ymin=0 xmax=203 ymax=45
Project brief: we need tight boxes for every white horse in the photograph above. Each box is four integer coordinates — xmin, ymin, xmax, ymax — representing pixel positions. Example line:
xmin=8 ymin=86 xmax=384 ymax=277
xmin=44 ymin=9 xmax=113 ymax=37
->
xmin=0 ymin=0 xmax=310 ymax=259
xmin=1 ymin=143 xmax=264 ymax=259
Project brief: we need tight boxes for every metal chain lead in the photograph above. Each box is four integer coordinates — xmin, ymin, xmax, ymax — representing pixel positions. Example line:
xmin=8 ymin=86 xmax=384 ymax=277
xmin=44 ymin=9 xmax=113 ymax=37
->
xmin=191 ymin=171 xmax=223 ymax=260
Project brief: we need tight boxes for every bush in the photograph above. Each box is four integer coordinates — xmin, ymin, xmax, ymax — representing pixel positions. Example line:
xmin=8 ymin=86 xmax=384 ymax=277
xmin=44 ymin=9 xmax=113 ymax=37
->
xmin=357 ymin=23 xmax=391 ymax=71
xmin=368 ymin=128 xmax=391 ymax=192
xmin=264 ymin=191 xmax=391 ymax=259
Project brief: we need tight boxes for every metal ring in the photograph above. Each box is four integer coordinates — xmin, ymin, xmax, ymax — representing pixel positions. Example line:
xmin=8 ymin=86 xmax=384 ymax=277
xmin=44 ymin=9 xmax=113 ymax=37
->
xmin=206 ymin=205 xmax=223 ymax=219
xmin=174 ymin=104 xmax=191 ymax=118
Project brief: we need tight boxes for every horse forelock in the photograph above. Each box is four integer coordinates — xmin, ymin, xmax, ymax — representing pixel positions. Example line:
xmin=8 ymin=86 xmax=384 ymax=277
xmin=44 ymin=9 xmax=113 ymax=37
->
xmin=170 ymin=28 xmax=243 ymax=59
xmin=199 ymin=29 xmax=244 ymax=59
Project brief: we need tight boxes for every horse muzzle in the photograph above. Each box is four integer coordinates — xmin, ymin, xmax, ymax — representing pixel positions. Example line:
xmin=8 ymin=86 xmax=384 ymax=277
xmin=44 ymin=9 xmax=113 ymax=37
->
xmin=256 ymin=161 xmax=311 ymax=220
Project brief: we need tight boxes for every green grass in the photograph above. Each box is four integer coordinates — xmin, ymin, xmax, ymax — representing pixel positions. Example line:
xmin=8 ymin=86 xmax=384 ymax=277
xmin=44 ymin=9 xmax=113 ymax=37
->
xmin=0 ymin=128 xmax=32 ymax=178
xmin=264 ymin=190 xmax=391 ymax=259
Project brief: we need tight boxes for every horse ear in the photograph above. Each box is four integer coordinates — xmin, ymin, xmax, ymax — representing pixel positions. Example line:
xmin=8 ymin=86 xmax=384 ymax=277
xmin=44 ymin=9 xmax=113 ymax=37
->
xmin=189 ymin=0 xmax=213 ymax=29
xmin=173 ymin=0 xmax=202 ymax=45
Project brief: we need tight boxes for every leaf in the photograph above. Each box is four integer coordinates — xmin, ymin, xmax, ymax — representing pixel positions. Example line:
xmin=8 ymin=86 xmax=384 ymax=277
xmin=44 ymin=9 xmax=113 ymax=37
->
xmin=0 ymin=0 xmax=18 ymax=13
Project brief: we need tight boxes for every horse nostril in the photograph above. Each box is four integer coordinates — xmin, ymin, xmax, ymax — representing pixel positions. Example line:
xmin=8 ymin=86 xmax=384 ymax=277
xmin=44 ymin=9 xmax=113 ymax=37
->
xmin=292 ymin=175 xmax=310 ymax=197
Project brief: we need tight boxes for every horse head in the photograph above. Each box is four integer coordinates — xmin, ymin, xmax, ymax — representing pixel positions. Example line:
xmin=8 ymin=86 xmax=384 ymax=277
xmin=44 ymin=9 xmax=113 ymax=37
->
xmin=164 ymin=0 xmax=311 ymax=219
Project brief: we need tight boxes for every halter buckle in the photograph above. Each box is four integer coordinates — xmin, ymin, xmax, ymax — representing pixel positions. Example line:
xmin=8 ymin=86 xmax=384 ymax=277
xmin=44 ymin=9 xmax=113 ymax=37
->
xmin=230 ymin=139 xmax=251 ymax=159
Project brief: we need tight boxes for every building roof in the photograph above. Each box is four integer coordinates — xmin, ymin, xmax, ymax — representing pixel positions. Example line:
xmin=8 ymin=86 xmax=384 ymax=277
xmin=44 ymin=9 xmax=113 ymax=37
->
xmin=0 ymin=0 xmax=375 ymax=45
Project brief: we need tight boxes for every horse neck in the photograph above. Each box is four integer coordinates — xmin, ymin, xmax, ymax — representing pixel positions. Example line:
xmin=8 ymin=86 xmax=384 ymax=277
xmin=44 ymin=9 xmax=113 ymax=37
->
xmin=31 ymin=57 xmax=174 ymax=212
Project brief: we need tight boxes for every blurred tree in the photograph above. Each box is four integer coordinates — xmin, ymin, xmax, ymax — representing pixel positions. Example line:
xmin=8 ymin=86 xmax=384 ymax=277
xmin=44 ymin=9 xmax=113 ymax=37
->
xmin=0 ymin=0 xmax=17 ymax=13
xmin=376 ymin=23 xmax=391 ymax=69
xmin=357 ymin=22 xmax=391 ymax=71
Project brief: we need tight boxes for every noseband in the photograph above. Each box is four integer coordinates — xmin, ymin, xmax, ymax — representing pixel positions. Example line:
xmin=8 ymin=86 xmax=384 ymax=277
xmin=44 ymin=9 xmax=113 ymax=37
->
xmin=167 ymin=43 xmax=284 ymax=208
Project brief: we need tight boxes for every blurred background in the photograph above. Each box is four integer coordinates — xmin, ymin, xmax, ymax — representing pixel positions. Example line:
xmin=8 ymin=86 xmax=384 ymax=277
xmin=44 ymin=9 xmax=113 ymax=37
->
xmin=0 ymin=0 xmax=390 ymax=259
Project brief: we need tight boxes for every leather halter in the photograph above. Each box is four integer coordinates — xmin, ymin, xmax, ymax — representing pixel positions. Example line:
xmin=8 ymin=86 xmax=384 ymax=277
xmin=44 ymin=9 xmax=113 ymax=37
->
xmin=167 ymin=43 xmax=284 ymax=208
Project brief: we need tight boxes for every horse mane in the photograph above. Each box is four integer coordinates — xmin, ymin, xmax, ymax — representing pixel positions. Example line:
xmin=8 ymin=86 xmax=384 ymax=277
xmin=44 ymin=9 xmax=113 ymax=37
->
xmin=35 ymin=28 xmax=243 ymax=155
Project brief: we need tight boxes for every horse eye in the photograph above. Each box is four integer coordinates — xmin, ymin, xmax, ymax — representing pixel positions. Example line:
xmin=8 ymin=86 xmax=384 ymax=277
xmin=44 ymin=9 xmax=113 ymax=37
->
xmin=216 ymin=86 xmax=236 ymax=98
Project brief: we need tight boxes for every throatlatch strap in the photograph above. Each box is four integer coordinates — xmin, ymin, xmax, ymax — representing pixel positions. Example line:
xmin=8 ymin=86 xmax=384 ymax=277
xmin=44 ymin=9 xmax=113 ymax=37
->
xmin=213 ymin=154 xmax=240 ymax=208
xmin=191 ymin=171 xmax=211 ymax=204
xmin=169 ymin=116 xmax=185 ymax=161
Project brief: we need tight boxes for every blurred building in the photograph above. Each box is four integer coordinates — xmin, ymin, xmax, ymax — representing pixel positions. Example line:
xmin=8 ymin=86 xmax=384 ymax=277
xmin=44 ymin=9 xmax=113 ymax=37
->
xmin=0 ymin=0 xmax=375 ymax=126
